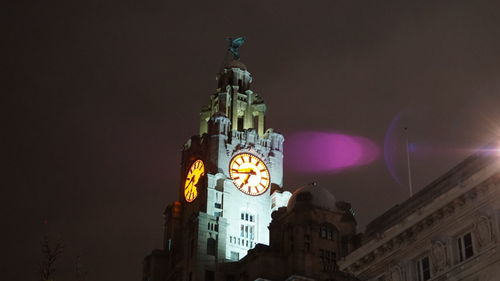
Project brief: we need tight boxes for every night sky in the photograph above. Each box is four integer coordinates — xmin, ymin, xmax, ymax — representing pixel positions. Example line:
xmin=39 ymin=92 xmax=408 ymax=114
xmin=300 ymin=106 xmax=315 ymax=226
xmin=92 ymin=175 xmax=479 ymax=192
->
xmin=5 ymin=1 xmax=500 ymax=280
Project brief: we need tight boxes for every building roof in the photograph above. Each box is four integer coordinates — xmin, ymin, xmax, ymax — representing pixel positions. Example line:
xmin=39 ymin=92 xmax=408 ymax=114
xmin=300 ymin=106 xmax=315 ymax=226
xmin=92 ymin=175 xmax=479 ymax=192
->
xmin=364 ymin=149 xmax=498 ymax=239
xmin=287 ymin=183 xmax=339 ymax=212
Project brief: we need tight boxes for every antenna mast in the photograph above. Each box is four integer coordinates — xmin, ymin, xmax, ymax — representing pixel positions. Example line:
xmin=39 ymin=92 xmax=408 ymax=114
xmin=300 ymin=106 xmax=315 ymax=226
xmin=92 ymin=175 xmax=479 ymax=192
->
xmin=404 ymin=127 xmax=413 ymax=197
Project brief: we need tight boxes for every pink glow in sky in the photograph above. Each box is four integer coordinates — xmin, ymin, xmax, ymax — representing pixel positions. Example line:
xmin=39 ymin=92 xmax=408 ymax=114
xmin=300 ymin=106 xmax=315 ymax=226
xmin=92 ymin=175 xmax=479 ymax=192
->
xmin=286 ymin=132 xmax=380 ymax=173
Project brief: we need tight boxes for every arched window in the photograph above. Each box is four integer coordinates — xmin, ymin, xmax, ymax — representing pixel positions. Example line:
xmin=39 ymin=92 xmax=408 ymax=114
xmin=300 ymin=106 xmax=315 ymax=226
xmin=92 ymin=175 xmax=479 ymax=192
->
xmin=207 ymin=238 xmax=216 ymax=256
xmin=319 ymin=223 xmax=338 ymax=241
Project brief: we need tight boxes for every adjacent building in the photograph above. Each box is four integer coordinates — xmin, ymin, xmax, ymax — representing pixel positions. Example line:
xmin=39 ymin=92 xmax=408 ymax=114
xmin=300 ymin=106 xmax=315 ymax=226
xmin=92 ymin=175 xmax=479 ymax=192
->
xmin=143 ymin=43 xmax=500 ymax=281
xmin=339 ymin=149 xmax=500 ymax=281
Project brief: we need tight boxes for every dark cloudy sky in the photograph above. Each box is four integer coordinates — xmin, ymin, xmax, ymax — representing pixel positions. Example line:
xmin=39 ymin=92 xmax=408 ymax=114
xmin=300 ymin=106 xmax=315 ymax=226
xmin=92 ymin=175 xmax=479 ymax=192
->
xmin=4 ymin=1 xmax=500 ymax=280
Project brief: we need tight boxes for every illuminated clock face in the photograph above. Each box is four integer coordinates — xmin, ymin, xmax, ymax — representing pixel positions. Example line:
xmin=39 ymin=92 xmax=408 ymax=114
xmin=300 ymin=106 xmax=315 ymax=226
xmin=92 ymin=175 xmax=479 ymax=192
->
xmin=229 ymin=153 xmax=270 ymax=196
xmin=184 ymin=159 xmax=205 ymax=203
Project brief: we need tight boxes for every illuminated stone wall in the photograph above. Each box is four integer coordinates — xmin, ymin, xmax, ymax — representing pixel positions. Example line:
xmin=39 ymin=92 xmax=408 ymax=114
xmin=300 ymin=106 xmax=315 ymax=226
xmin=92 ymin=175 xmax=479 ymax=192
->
xmin=144 ymin=61 xmax=290 ymax=281
xmin=339 ymin=152 xmax=500 ymax=281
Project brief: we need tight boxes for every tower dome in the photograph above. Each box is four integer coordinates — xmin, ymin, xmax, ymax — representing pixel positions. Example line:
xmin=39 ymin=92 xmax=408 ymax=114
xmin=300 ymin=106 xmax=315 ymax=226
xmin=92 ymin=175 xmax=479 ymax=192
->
xmin=223 ymin=58 xmax=247 ymax=70
xmin=287 ymin=183 xmax=339 ymax=212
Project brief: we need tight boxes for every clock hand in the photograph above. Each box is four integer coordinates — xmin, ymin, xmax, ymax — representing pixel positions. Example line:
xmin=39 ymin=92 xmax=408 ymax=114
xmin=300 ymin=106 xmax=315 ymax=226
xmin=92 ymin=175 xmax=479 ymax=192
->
xmin=234 ymin=168 xmax=256 ymax=174
xmin=236 ymin=170 xmax=257 ymax=175
xmin=186 ymin=176 xmax=196 ymax=189
xmin=243 ymin=174 xmax=251 ymax=185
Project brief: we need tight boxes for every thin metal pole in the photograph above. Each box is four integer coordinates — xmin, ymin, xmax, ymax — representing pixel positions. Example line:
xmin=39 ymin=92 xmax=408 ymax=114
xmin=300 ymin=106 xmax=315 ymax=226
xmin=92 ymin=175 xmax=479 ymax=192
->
xmin=404 ymin=127 xmax=413 ymax=197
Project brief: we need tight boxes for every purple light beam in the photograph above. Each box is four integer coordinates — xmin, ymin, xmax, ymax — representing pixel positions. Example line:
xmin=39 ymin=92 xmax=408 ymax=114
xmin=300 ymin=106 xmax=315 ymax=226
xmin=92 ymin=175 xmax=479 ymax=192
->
xmin=286 ymin=131 xmax=380 ymax=173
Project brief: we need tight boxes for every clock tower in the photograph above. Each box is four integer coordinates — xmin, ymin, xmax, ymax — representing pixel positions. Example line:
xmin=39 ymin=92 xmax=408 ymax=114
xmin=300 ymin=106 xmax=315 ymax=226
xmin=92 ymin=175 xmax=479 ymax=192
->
xmin=144 ymin=39 xmax=292 ymax=281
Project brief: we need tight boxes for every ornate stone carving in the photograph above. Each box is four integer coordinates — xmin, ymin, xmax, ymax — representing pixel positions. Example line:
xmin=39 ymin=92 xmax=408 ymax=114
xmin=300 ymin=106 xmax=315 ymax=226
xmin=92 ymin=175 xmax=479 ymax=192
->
xmin=454 ymin=197 xmax=466 ymax=207
xmin=474 ymin=216 xmax=493 ymax=248
xmin=465 ymin=190 xmax=478 ymax=201
xmin=443 ymin=205 xmax=455 ymax=216
xmin=347 ymin=184 xmax=495 ymax=275
xmin=388 ymin=266 xmax=402 ymax=281
xmin=433 ymin=210 xmax=444 ymax=220
xmin=430 ymin=240 xmax=448 ymax=274
xmin=425 ymin=217 xmax=434 ymax=227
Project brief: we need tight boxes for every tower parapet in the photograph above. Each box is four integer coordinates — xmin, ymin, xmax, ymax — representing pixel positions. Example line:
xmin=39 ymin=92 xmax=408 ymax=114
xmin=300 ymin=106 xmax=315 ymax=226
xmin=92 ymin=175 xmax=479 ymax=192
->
xmin=200 ymin=60 xmax=267 ymax=136
xmin=208 ymin=113 xmax=231 ymax=136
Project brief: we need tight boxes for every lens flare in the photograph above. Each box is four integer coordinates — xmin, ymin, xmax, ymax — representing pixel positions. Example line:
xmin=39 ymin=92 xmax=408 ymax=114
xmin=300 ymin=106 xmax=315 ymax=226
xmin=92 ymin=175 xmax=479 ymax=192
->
xmin=476 ymin=143 xmax=500 ymax=156
xmin=384 ymin=112 xmax=403 ymax=185
xmin=286 ymin=131 xmax=380 ymax=173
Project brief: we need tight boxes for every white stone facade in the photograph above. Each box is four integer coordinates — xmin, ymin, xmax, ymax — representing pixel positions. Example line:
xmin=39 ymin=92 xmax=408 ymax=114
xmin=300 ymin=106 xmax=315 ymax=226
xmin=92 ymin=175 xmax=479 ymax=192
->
xmin=197 ymin=65 xmax=288 ymax=261
xmin=204 ymin=125 xmax=286 ymax=260
xmin=339 ymin=152 xmax=500 ymax=281
xmin=148 ymin=60 xmax=292 ymax=281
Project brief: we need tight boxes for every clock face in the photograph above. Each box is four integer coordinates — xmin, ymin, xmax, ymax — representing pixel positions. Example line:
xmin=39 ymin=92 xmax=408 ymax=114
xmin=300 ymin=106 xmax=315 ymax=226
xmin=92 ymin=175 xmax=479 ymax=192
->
xmin=184 ymin=159 xmax=205 ymax=203
xmin=229 ymin=153 xmax=270 ymax=196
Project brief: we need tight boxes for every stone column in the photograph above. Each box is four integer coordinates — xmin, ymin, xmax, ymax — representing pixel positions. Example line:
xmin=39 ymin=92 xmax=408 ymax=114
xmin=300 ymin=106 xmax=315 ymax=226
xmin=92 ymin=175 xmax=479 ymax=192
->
xmin=257 ymin=111 xmax=265 ymax=137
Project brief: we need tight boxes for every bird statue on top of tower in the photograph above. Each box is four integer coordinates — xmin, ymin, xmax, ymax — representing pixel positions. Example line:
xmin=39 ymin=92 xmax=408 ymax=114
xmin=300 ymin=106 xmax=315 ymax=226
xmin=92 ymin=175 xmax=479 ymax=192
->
xmin=227 ymin=37 xmax=245 ymax=60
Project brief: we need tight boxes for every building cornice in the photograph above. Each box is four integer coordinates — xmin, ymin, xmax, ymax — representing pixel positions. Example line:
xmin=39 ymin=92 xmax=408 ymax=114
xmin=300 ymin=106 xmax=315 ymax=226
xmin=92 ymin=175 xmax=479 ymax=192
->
xmin=339 ymin=159 xmax=500 ymax=274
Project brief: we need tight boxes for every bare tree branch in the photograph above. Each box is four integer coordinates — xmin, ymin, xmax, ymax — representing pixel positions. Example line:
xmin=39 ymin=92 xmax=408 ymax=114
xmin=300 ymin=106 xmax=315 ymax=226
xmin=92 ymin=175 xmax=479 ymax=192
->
xmin=39 ymin=236 xmax=64 ymax=281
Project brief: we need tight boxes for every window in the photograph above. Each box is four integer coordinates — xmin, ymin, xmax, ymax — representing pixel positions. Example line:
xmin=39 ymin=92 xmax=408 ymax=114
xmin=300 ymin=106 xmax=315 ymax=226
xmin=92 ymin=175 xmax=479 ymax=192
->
xmin=319 ymin=249 xmax=336 ymax=272
xmin=237 ymin=117 xmax=244 ymax=131
xmin=458 ymin=232 xmax=474 ymax=262
xmin=320 ymin=226 xmax=326 ymax=238
xmin=240 ymin=212 xmax=256 ymax=243
xmin=253 ymin=115 xmax=259 ymax=133
xmin=207 ymin=223 xmax=218 ymax=232
xmin=241 ymin=212 xmax=254 ymax=221
xmin=230 ymin=251 xmax=239 ymax=261
xmin=207 ymin=238 xmax=216 ymax=256
xmin=416 ymin=256 xmax=431 ymax=281
xmin=319 ymin=224 xmax=338 ymax=240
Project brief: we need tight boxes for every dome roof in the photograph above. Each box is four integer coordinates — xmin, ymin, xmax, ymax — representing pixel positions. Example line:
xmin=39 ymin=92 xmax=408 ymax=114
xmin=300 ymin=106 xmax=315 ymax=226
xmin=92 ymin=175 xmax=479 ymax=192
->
xmin=287 ymin=184 xmax=338 ymax=212
xmin=223 ymin=59 xmax=247 ymax=70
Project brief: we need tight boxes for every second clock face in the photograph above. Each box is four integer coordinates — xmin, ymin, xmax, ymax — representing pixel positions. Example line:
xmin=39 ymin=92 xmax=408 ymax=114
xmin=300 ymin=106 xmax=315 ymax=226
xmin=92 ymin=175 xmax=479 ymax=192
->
xmin=184 ymin=159 xmax=204 ymax=203
xmin=229 ymin=153 xmax=270 ymax=196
